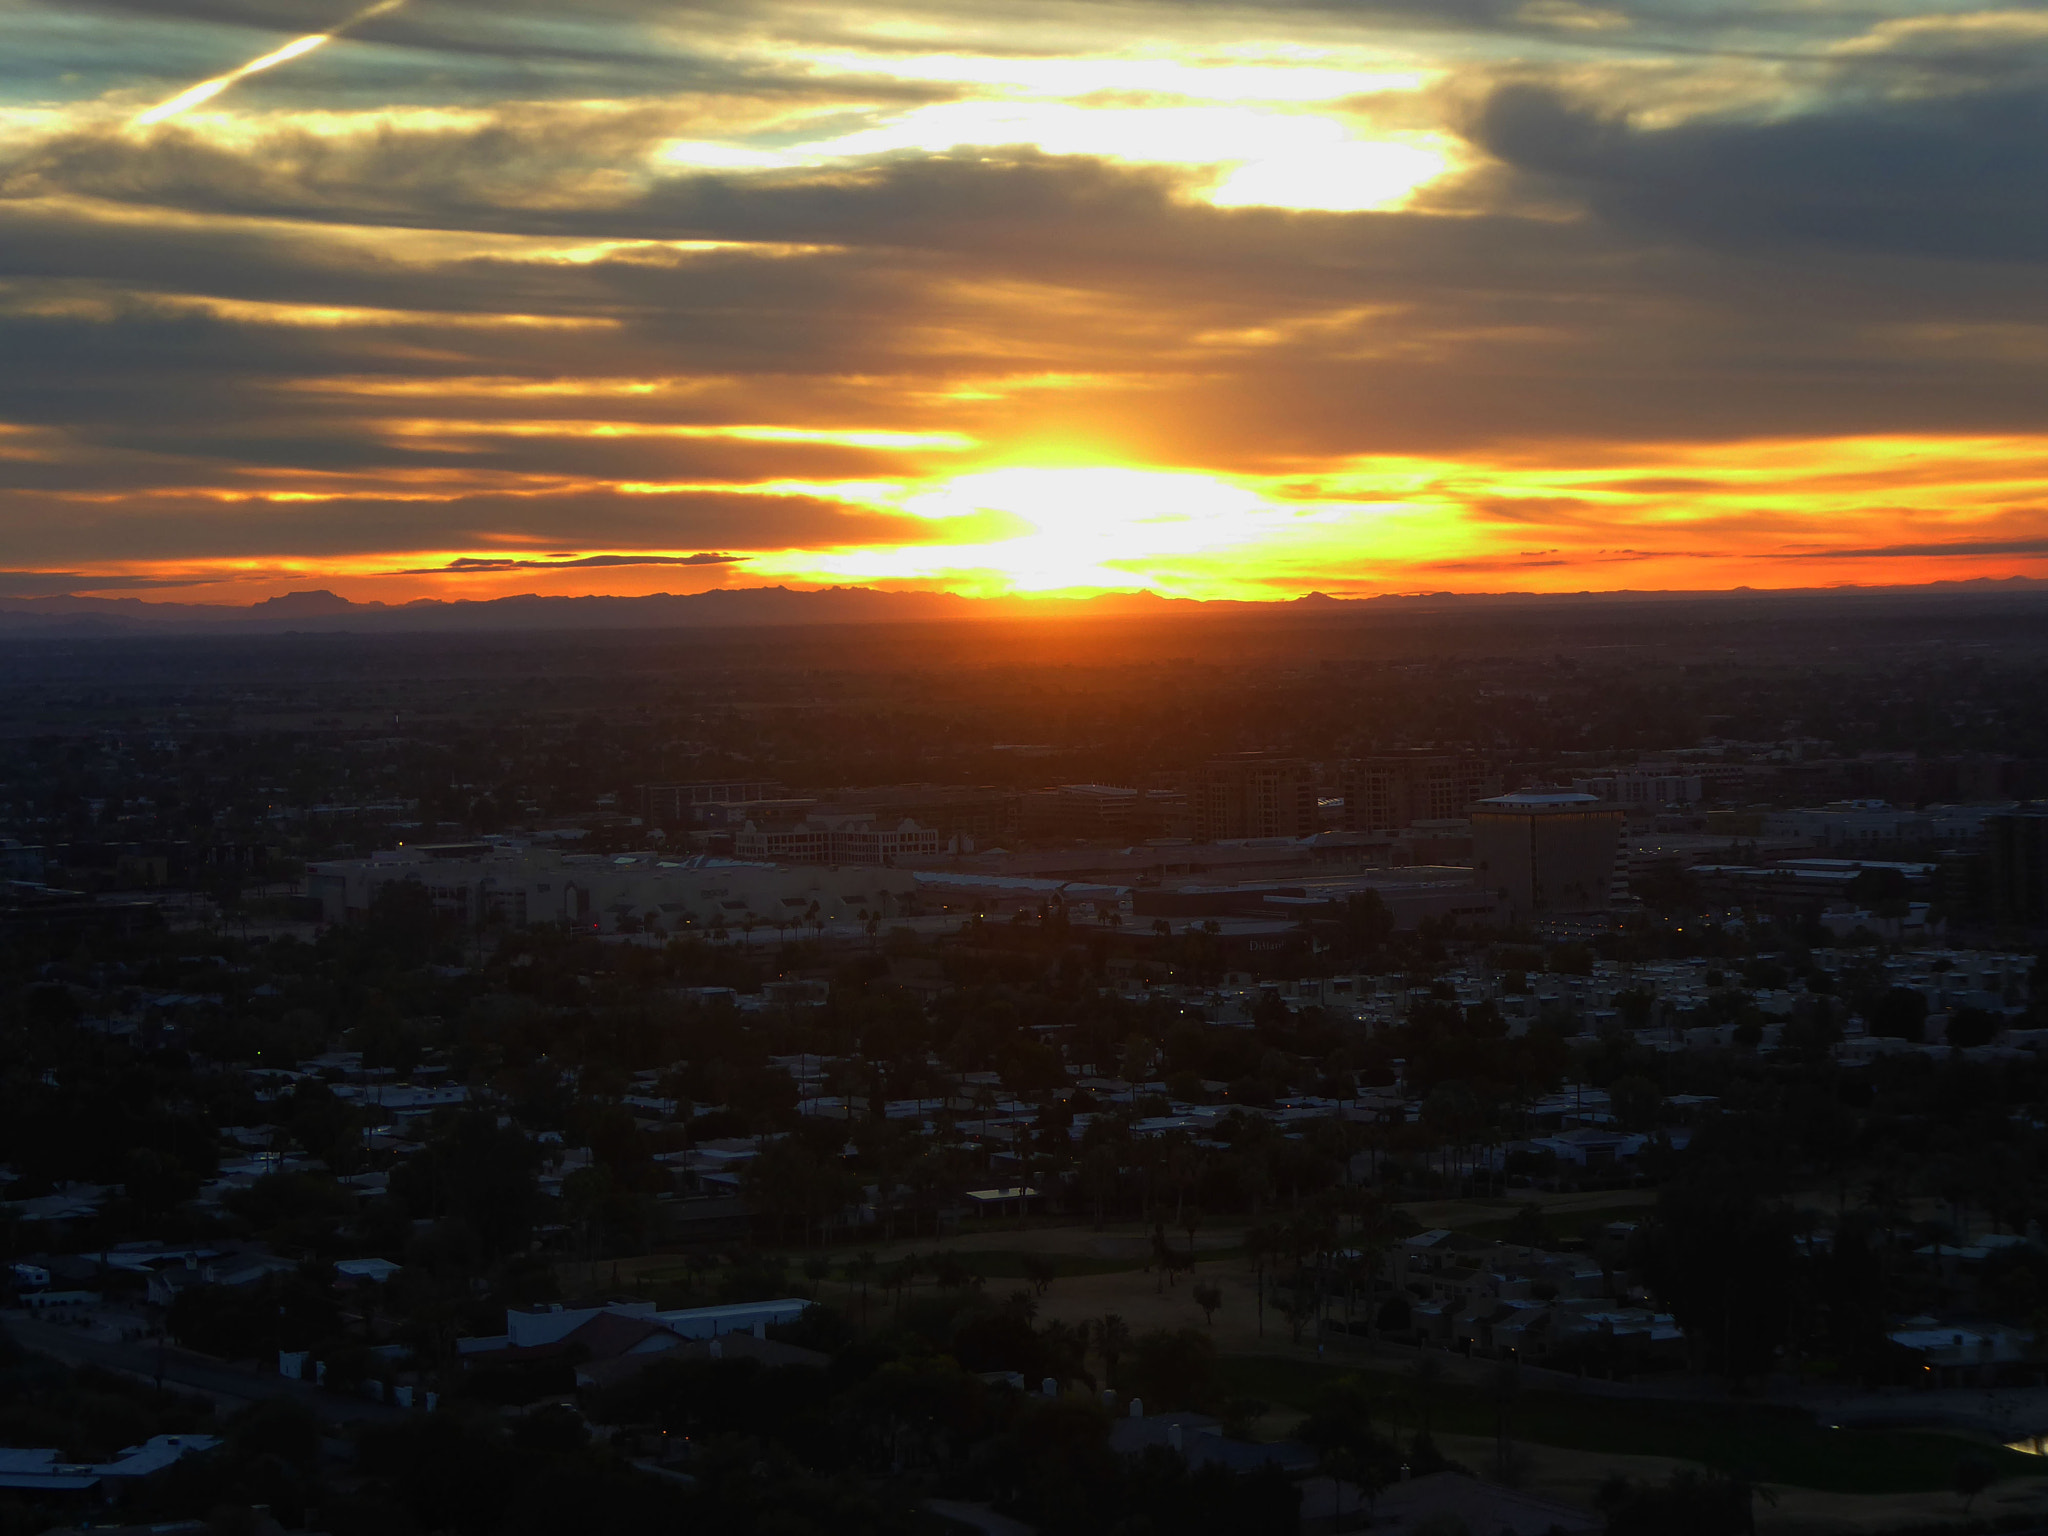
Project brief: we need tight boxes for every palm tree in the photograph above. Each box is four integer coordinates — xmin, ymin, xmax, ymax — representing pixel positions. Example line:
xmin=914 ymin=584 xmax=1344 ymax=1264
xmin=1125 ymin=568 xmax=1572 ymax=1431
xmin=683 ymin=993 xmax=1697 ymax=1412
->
xmin=1095 ymin=1313 xmax=1131 ymax=1387
xmin=1245 ymin=1223 xmax=1279 ymax=1337
xmin=850 ymin=1250 xmax=877 ymax=1329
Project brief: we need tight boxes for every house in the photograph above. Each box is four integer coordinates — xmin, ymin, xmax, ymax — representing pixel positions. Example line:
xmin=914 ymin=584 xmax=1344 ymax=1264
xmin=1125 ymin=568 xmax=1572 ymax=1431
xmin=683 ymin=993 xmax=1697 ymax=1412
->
xmin=577 ymin=1328 xmax=829 ymax=1389
xmin=457 ymin=1298 xmax=810 ymax=1359
xmin=334 ymin=1257 xmax=402 ymax=1285
xmin=1528 ymin=1127 xmax=1647 ymax=1167
xmin=0 ymin=1434 xmax=222 ymax=1497
xmin=1888 ymin=1321 xmax=2031 ymax=1386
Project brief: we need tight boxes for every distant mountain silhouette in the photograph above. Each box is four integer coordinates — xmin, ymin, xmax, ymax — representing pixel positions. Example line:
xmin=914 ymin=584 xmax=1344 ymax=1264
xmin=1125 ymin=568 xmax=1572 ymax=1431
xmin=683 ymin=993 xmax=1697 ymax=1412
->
xmin=0 ymin=576 xmax=2042 ymax=636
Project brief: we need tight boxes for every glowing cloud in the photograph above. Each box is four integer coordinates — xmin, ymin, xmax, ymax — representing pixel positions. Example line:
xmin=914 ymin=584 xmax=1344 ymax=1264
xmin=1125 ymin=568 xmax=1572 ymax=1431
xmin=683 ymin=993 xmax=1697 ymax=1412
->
xmin=131 ymin=0 xmax=405 ymax=128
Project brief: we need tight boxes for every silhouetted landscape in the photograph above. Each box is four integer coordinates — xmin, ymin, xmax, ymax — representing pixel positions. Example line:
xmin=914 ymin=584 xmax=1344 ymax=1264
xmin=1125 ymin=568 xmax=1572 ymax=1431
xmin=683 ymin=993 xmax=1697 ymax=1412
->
xmin=5 ymin=591 xmax=2048 ymax=1535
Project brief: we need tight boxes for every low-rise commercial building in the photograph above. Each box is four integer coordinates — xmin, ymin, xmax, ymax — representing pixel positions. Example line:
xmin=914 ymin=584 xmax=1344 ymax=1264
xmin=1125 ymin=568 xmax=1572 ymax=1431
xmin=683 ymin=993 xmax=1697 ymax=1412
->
xmin=308 ymin=844 xmax=919 ymax=933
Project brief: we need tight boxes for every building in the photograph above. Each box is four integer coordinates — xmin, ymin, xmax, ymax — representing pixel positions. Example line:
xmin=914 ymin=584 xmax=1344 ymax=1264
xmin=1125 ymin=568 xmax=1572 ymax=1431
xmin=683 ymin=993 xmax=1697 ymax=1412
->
xmin=1131 ymin=867 xmax=1499 ymax=930
xmin=1470 ymin=791 xmax=1624 ymax=922
xmin=733 ymin=814 xmax=941 ymax=865
xmin=1193 ymin=755 xmax=1317 ymax=841
xmin=1018 ymin=784 xmax=1186 ymax=842
xmin=307 ymin=844 xmax=919 ymax=934
xmin=812 ymin=784 xmax=1020 ymax=843
xmin=1340 ymin=754 xmax=1500 ymax=832
xmin=1570 ymin=769 xmax=1704 ymax=809
xmin=1764 ymin=800 xmax=1934 ymax=847
xmin=639 ymin=781 xmax=786 ymax=825
xmin=1988 ymin=807 xmax=2048 ymax=927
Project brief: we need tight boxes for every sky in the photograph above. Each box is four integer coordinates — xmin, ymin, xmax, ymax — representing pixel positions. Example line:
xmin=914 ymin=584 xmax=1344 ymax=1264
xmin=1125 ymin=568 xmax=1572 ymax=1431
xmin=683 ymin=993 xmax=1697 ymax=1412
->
xmin=5 ymin=0 xmax=2048 ymax=604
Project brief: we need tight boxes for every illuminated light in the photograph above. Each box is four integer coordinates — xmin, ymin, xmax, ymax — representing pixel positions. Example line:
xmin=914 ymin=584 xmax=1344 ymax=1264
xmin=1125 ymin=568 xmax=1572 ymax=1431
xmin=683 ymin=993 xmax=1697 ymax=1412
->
xmin=131 ymin=0 xmax=407 ymax=128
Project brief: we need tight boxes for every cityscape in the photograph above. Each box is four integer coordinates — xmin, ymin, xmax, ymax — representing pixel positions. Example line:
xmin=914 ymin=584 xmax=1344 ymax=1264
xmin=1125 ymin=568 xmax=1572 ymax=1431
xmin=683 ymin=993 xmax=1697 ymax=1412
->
xmin=3 ymin=593 xmax=2048 ymax=1535
xmin=12 ymin=0 xmax=2048 ymax=1531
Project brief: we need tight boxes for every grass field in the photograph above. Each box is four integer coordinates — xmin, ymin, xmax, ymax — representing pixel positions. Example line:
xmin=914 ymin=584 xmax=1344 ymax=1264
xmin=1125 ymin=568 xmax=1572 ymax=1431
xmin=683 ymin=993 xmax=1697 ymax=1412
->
xmin=1456 ymin=1197 xmax=1658 ymax=1246
xmin=1214 ymin=1356 xmax=2040 ymax=1495
xmin=949 ymin=1247 xmax=1243 ymax=1280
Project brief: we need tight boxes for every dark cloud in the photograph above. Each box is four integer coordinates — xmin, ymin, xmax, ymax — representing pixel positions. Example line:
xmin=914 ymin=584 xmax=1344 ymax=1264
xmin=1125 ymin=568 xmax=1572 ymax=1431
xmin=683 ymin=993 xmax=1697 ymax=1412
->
xmin=1476 ymin=80 xmax=2048 ymax=263
xmin=392 ymin=551 xmax=744 ymax=573
xmin=0 ymin=570 xmax=228 ymax=597
xmin=1785 ymin=536 xmax=2048 ymax=561
xmin=7 ymin=0 xmax=2048 ymax=578
xmin=0 ymin=488 xmax=933 ymax=563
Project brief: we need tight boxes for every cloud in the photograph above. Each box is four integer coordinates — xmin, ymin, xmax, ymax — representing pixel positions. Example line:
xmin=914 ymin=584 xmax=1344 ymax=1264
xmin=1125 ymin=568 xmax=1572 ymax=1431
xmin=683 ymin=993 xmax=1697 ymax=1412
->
xmin=1475 ymin=79 xmax=2048 ymax=264
xmin=0 ymin=570 xmax=227 ymax=597
xmin=1784 ymin=536 xmax=2048 ymax=561
xmin=391 ymin=550 xmax=745 ymax=574
xmin=6 ymin=0 xmax=2048 ymax=596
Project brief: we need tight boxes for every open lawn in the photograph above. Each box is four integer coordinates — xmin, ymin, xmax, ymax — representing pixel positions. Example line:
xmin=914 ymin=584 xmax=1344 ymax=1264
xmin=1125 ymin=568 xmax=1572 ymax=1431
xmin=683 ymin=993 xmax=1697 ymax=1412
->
xmin=580 ymin=1211 xmax=2042 ymax=1503
xmin=1216 ymin=1355 xmax=2043 ymax=1496
xmin=1429 ymin=1432 xmax=2048 ymax=1536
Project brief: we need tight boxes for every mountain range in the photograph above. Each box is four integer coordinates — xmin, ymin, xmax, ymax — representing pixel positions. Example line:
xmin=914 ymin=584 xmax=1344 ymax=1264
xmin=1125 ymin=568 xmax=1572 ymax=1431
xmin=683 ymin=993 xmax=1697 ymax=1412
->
xmin=0 ymin=578 xmax=2044 ymax=635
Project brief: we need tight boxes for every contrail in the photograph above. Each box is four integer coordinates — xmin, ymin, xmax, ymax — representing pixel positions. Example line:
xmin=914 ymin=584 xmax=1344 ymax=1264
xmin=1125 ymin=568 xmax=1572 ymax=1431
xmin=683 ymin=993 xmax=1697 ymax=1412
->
xmin=132 ymin=0 xmax=406 ymax=127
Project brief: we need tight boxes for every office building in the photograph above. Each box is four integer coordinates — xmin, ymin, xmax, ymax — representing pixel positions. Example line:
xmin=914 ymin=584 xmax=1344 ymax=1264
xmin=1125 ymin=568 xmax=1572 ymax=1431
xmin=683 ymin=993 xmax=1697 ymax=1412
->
xmin=1018 ymin=784 xmax=1187 ymax=842
xmin=1470 ymin=791 xmax=1624 ymax=922
xmin=1193 ymin=755 xmax=1318 ymax=841
xmin=1988 ymin=807 xmax=2048 ymax=928
xmin=1569 ymin=770 xmax=1704 ymax=809
xmin=733 ymin=814 xmax=941 ymax=865
xmin=1341 ymin=754 xmax=1500 ymax=832
xmin=307 ymin=844 xmax=918 ymax=934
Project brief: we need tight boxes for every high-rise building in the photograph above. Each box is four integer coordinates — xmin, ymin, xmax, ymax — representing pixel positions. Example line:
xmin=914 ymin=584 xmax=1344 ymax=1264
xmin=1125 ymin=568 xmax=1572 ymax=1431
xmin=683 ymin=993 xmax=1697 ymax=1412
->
xmin=1193 ymin=755 xmax=1318 ymax=841
xmin=1470 ymin=791 xmax=1624 ymax=922
xmin=1987 ymin=807 xmax=2048 ymax=927
xmin=1340 ymin=754 xmax=1500 ymax=832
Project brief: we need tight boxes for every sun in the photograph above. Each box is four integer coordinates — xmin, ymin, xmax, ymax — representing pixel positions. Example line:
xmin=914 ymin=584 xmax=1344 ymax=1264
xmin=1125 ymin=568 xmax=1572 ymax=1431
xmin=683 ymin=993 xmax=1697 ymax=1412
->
xmin=894 ymin=465 xmax=1275 ymax=592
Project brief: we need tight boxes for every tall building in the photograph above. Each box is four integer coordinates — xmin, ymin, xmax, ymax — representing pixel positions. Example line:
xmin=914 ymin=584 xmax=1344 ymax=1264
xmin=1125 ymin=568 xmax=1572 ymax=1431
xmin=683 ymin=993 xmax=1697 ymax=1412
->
xmin=1340 ymin=754 xmax=1500 ymax=832
xmin=1470 ymin=791 xmax=1624 ymax=922
xmin=1988 ymin=807 xmax=2048 ymax=928
xmin=1569 ymin=770 xmax=1704 ymax=809
xmin=1193 ymin=755 xmax=1318 ymax=841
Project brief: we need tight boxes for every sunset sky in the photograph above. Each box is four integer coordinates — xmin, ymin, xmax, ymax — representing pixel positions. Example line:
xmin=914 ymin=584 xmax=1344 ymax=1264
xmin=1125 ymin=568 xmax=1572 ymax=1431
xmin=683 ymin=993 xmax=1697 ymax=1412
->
xmin=6 ymin=0 xmax=2048 ymax=604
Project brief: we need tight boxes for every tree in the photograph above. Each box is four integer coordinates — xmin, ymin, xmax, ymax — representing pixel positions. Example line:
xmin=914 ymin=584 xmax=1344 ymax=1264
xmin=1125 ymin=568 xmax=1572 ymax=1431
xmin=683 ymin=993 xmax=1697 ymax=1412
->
xmin=1867 ymin=987 xmax=1928 ymax=1042
xmin=1245 ymin=1224 xmax=1277 ymax=1337
xmin=1503 ymin=1203 xmax=1551 ymax=1250
xmin=1405 ymin=1355 xmax=1443 ymax=1445
xmin=1947 ymin=1006 xmax=1999 ymax=1049
xmin=1192 ymin=1283 xmax=1223 ymax=1326
xmin=1487 ymin=1359 xmax=1521 ymax=1480
xmin=1954 ymin=1454 xmax=1996 ymax=1514
xmin=1021 ymin=1253 xmax=1059 ymax=1296
xmin=1642 ymin=1149 xmax=1796 ymax=1383
xmin=1599 ymin=1469 xmax=1757 ymax=1536
xmin=1095 ymin=1313 xmax=1131 ymax=1387
xmin=391 ymin=1113 xmax=540 ymax=1261
xmin=1127 ymin=1328 xmax=1215 ymax=1410
xmin=849 ymin=1251 xmax=877 ymax=1328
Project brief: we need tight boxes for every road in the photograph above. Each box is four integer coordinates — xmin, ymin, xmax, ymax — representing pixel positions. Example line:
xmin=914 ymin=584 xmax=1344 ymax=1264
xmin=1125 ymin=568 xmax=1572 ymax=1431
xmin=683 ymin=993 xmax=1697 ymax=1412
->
xmin=2 ymin=1313 xmax=403 ymax=1425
